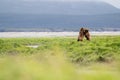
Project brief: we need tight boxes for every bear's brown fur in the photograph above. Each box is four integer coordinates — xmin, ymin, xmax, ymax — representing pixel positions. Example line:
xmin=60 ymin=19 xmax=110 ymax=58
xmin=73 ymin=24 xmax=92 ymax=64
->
xmin=78 ymin=28 xmax=90 ymax=41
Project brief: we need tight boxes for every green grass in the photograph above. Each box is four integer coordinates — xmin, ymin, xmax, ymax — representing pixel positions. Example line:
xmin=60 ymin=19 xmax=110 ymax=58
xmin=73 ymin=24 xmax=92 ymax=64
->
xmin=0 ymin=36 xmax=120 ymax=80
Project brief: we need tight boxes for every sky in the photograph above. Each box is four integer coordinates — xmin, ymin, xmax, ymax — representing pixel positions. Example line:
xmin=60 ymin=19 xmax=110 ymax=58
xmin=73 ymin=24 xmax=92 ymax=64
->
xmin=1 ymin=0 xmax=120 ymax=9
xmin=22 ymin=0 xmax=120 ymax=8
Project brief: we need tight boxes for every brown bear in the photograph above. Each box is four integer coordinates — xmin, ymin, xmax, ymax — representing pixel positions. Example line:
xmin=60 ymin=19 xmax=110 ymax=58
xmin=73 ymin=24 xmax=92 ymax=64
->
xmin=77 ymin=27 xmax=90 ymax=41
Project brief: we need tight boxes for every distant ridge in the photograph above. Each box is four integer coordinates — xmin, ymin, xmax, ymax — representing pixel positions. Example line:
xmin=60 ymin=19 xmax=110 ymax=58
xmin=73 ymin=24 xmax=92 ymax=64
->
xmin=0 ymin=13 xmax=120 ymax=32
xmin=0 ymin=1 xmax=120 ymax=32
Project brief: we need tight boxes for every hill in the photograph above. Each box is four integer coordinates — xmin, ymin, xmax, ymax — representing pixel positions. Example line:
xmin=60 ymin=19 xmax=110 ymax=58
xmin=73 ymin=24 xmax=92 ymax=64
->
xmin=0 ymin=1 xmax=120 ymax=32
xmin=0 ymin=13 xmax=120 ymax=32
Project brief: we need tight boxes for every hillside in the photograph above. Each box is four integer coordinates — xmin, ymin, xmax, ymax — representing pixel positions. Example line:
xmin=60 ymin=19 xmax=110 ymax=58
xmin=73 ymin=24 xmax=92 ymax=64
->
xmin=0 ymin=1 xmax=120 ymax=32
xmin=0 ymin=13 xmax=120 ymax=32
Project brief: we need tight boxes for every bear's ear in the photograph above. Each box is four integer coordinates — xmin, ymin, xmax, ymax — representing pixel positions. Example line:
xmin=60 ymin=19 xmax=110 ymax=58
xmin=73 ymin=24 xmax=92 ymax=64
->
xmin=85 ymin=29 xmax=89 ymax=33
xmin=80 ymin=27 xmax=84 ymax=31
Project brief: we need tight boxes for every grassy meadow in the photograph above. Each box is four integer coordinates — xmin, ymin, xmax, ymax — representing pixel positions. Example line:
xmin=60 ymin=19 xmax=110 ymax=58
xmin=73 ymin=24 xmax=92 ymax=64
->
xmin=0 ymin=36 xmax=120 ymax=80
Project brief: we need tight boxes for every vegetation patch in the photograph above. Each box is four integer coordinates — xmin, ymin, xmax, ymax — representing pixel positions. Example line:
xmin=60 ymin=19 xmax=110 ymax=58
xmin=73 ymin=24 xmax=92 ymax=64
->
xmin=0 ymin=36 xmax=120 ymax=80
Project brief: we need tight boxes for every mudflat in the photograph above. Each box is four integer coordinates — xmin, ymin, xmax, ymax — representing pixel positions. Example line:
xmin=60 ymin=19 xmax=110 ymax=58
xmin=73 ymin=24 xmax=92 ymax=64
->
xmin=0 ymin=32 xmax=120 ymax=38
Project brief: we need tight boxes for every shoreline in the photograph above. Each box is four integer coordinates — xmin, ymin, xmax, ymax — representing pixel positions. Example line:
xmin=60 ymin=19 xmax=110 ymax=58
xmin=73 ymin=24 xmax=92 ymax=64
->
xmin=0 ymin=31 xmax=120 ymax=38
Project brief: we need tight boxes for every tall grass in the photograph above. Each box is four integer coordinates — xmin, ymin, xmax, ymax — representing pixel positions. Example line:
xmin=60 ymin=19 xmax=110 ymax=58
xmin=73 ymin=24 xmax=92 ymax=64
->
xmin=0 ymin=36 xmax=120 ymax=80
xmin=0 ymin=36 xmax=120 ymax=63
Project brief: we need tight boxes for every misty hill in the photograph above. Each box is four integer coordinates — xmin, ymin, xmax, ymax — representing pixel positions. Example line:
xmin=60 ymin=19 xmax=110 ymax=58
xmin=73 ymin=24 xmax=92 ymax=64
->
xmin=0 ymin=13 xmax=120 ymax=32
xmin=0 ymin=1 xmax=120 ymax=15
xmin=0 ymin=1 xmax=120 ymax=31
